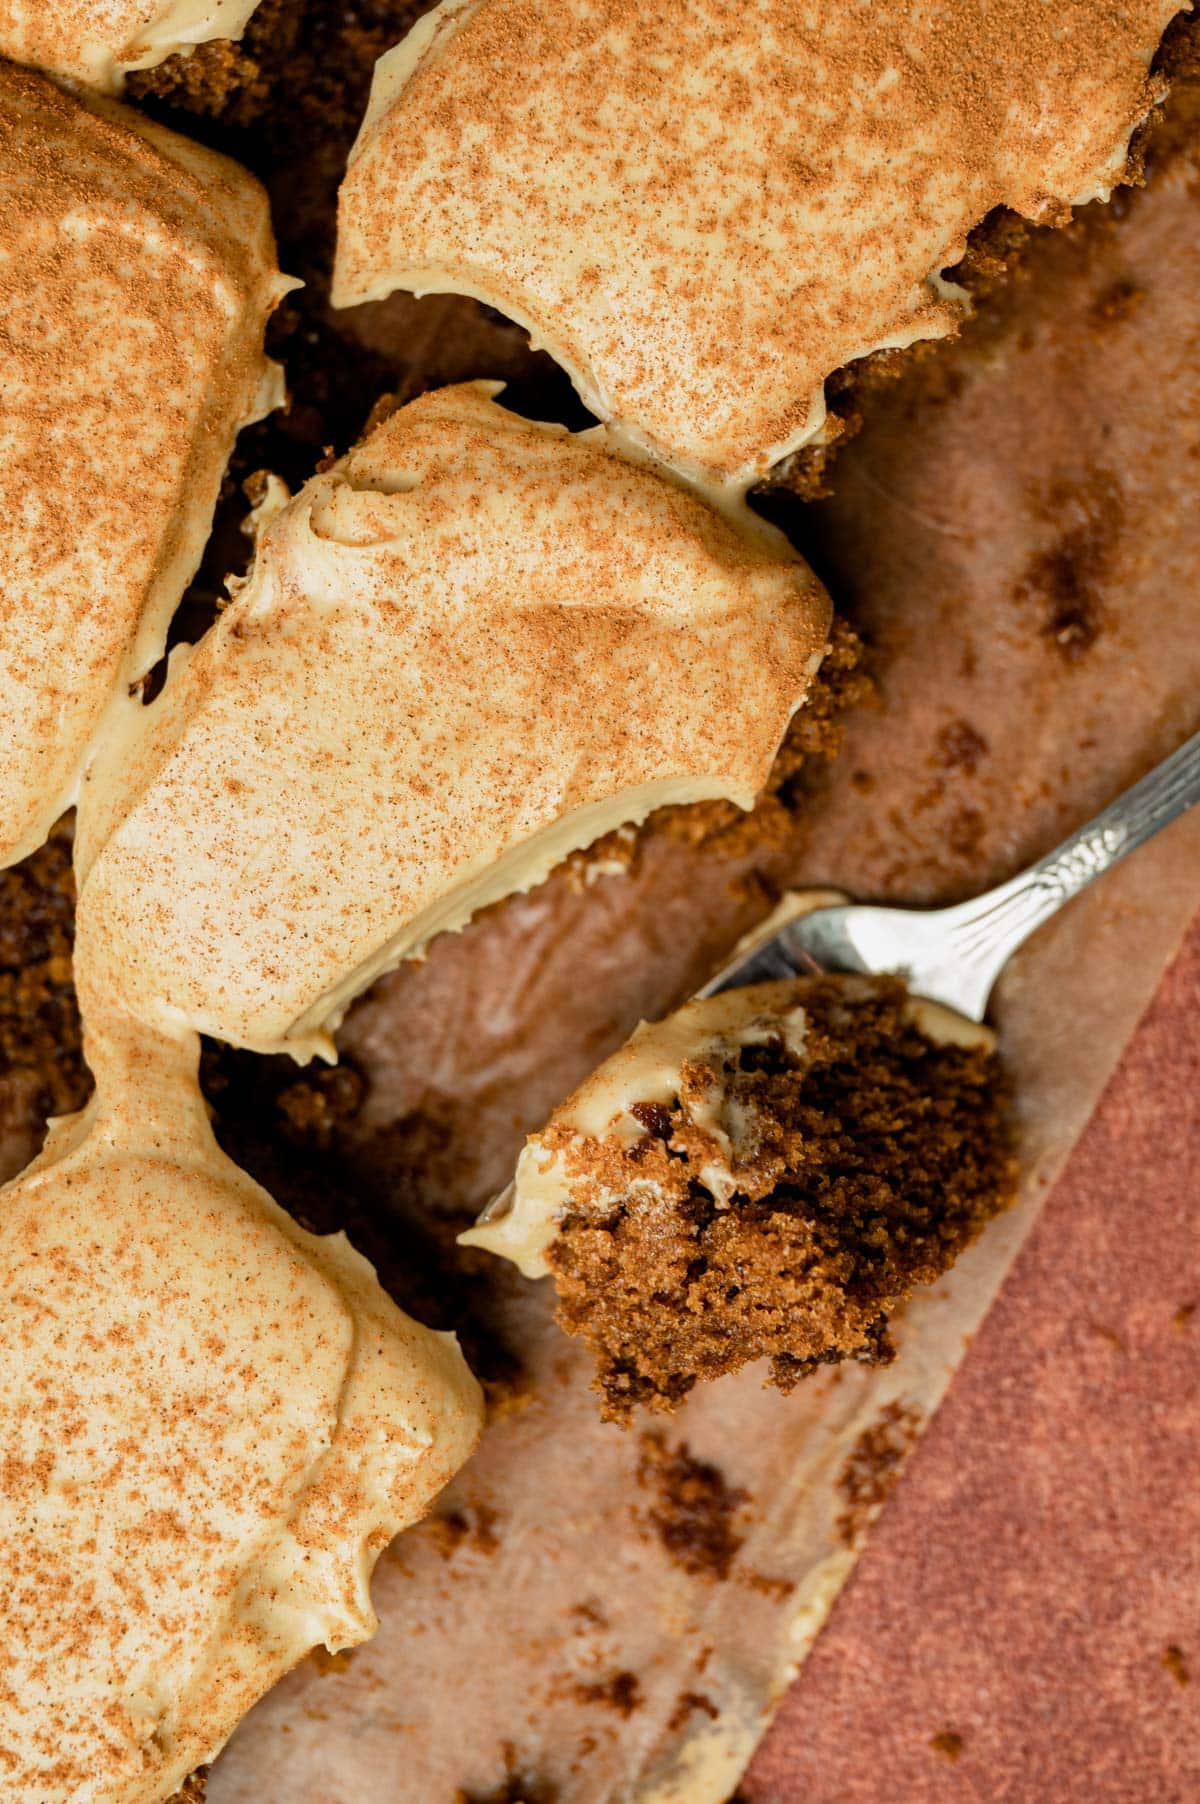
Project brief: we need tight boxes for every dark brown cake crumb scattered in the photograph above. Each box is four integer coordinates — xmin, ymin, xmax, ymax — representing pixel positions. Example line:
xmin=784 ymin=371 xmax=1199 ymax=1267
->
xmin=667 ymin=1691 xmax=720 ymax=1734
xmin=572 ymin=1671 xmax=642 ymax=1717
xmin=636 ymin=1434 xmax=748 ymax=1582
xmin=455 ymin=1793 xmax=544 ymax=1804
xmin=547 ymin=979 xmax=1016 ymax=1422
xmin=1015 ymin=471 xmax=1123 ymax=664
xmin=1089 ymin=277 xmax=1146 ymax=328
xmin=836 ymin=1400 xmax=926 ymax=1548
xmin=741 ymin=1569 xmax=794 ymax=1601
xmin=455 ymin=1751 xmax=559 ymax=1804
xmin=936 ymin=719 xmax=989 ymax=776
xmin=930 ymin=1730 xmax=965 ymax=1761
xmin=1163 ymin=1645 xmax=1191 ymax=1687
xmin=425 ymin=1502 xmax=502 ymax=1560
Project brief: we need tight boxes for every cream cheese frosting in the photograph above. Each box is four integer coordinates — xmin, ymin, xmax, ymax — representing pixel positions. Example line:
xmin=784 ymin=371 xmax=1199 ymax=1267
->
xmin=334 ymin=0 xmax=1182 ymax=493
xmin=0 ymin=0 xmax=264 ymax=92
xmin=0 ymin=1009 xmax=483 ymax=1804
xmin=72 ymin=382 xmax=831 ymax=1060
xmin=463 ymin=976 xmax=996 ymax=1279
xmin=0 ymin=62 xmax=289 ymax=870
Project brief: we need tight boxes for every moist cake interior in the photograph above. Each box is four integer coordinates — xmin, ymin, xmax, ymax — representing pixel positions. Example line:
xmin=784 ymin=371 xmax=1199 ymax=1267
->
xmin=539 ymin=978 xmax=1017 ymax=1422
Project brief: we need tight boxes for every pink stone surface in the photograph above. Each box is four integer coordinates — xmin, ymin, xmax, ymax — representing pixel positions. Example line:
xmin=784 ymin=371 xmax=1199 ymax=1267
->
xmin=748 ymin=910 xmax=1200 ymax=1803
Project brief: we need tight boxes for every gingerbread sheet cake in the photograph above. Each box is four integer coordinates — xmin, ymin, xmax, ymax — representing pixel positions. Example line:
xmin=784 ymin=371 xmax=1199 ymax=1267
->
xmin=0 ymin=4 xmax=1197 ymax=1801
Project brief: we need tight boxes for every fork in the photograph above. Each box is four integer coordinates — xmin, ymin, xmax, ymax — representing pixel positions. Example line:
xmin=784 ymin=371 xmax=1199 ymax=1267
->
xmin=701 ymin=725 xmax=1200 ymax=1020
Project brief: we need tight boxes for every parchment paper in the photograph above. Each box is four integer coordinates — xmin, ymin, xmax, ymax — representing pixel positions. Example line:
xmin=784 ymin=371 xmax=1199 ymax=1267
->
xmin=209 ymin=116 xmax=1200 ymax=1804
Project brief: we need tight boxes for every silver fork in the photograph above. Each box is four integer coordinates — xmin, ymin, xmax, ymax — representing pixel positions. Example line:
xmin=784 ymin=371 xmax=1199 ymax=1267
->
xmin=701 ymin=726 xmax=1200 ymax=1020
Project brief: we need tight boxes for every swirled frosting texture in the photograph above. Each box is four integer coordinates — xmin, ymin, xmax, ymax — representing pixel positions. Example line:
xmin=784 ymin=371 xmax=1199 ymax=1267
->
xmin=0 ymin=1016 xmax=482 ymax=1804
xmin=0 ymin=0 xmax=264 ymax=91
xmin=74 ymin=383 xmax=830 ymax=1059
xmin=0 ymin=62 xmax=287 ymax=869
xmin=335 ymin=0 xmax=1181 ymax=490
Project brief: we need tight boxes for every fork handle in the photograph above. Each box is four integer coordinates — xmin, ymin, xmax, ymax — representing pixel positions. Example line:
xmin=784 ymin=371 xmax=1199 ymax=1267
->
xmin=935 ymin=723 xmax=1200 ymax=1010
xmin=704 ymin=725 xmax=1200 ymax=1020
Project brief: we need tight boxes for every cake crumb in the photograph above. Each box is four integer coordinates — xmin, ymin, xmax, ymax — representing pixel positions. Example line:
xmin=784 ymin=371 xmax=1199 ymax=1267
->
xmin=935 ymin=718 xmax=989 ymax=775
xmin=572 ymin=1670 xmax=642 ymax=1717
xmin=836 ymin=1400 xmax=925 ymax=1548
xmin=1163 ymin=1644 xmax=1190 ymax=1686
xmin=667 ymin=1690 xmax=720 ymax=1733
xmin=455 ymin=1748 xmax=559 ymax=1804
xmin=741 ymin=1570 xmax=795 ymax=1601
xmin=1089 ymin=277 xmax=1145 ymax=327
xmin=426 ymin=1503 xmax=502 ymax=1560
xmin=1016 ymin=471 xmax=1123 ymax=665
xmin=930 ymin=1730 xmax=965 ymax=1761
xmin=1086 ymin=1320 xmax=1127 ymax=1353
xmin=636 ymin=1434 xmax=748 ymax=1583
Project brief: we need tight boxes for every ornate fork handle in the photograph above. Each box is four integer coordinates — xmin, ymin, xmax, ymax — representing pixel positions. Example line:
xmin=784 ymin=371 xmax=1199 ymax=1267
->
xmin=706 ymin=726 xmax=1200 ymax=1021
xmin=944 ymin=726 xmax=1200 ymax=986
